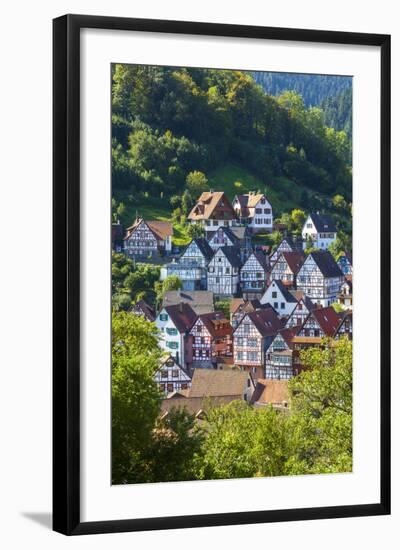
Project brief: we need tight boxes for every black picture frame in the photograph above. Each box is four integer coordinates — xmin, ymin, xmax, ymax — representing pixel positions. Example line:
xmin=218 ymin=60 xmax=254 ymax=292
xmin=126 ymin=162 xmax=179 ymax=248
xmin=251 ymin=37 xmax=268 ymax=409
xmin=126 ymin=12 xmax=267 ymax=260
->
xmin=53 ymin=14 xmax=391 ymax=536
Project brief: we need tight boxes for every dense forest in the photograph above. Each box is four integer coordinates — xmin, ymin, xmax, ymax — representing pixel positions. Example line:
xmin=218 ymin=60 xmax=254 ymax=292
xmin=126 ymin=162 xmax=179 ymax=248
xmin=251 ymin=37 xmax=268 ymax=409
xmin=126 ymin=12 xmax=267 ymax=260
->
xmin=252 ymin=72 xmax=352 ymax=108
xmin=321 ymin=87 xmax=352 ymax=137
xmin=112 ymin=65 xmax=352 ymax=235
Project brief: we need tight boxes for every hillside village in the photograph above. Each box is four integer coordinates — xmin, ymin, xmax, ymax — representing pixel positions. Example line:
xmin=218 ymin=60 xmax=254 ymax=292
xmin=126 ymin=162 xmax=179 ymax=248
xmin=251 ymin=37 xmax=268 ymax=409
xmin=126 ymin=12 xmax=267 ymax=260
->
xmin=114 ymin=190 xmax=352 ymax=417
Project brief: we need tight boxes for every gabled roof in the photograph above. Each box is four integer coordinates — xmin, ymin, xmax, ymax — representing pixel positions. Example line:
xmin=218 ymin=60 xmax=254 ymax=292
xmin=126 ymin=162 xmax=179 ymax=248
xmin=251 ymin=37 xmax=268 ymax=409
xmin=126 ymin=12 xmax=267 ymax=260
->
xmin=246 ymin=308 xmax=284 ymax=337
xmin=163 ymin=303 xmax=198 ymax=333
xmin=208 ymin=226 xmax=240 ymax=244
xmin=215 ymin=246 xmax=242 ymax=268
xmin=230 ymin=298 xmax=262 ymax=315
xmin=335 ymin=311 xmax=353 ymax=335
xmin=162 ymin=291 xmax=214 ymax=316
xmin=250 ymin=379 xmax=289 ymax=407
xmin=189 ymin=369 xmax=251 ymax=398
xmin=194 ymin=312 xmax=233 ymax=338
xmin=308 ymin=213 xmax=337 ymax=233
xmin=273 ymin=251 xmax=304 ymax=274
xmin=159 ymin=355 xmax=192 ymax=378
xmin=269 ymin=279 xmax=298 ymax=303
xmin=183 ymin=238 xmax=214 ymax=261
xmin=234 ymin=193 xmax=269 ymax=217
xmin=131 ymin=299 xmax=156 ymax=322
xmin=124 ymin=218 xmax=173 ymax=241
xmin=307 ymin=306 xmax=342 ymax=337
xmin=289 ymin=291 xmax=315 ymax=312
xmin=229 ymin=226 xmax=250 ymax=241
xmin=308 ymin=251 xmax=343 ymax=278
xmin=188 ymin=191 xmax=236 ymax=221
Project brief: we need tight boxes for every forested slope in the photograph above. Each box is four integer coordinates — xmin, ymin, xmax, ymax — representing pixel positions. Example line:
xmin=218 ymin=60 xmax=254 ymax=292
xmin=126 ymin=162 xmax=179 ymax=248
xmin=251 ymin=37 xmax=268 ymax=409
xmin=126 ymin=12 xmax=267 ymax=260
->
xmin=112 ymin=65 xmax=352 ymax=233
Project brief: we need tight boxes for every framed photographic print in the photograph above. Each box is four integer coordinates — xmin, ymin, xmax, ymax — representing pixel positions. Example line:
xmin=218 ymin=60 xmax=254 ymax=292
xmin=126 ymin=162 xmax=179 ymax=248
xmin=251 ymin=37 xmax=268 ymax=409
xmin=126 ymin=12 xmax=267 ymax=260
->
xmin=53 ymin=14 xmax=391 ymax=535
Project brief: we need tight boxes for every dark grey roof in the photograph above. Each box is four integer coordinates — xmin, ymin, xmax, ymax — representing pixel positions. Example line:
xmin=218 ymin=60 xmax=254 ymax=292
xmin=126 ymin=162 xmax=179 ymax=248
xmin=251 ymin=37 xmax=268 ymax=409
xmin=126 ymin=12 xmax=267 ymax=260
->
xmin=207 ymin=226 xmax=240 ymax=244
xmin=192 ymin=238 xmax=214 ymax=261
xmin=229 ymin=226 xmax=250 ymax=241
xmin=270 ymin=279 xmax=298 ymax=303
xmin=284 ymin=236 xmax=304 ymax=252
xmin=310 ymin=250 xmax=343 ymax=278
xmin=253 ymin=251 xmax=269 ymax=270
xmin=219 ymin=246 xmax=242 ymax=268
xmin=309 ymin=213 xmax=336 ymax=233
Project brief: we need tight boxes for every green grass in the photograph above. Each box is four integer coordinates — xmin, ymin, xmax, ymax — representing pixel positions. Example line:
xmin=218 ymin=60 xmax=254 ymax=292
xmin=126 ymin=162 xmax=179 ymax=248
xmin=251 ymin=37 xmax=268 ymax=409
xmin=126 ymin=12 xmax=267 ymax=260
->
xmin=207 ymin=163 xmax=309 ymax=215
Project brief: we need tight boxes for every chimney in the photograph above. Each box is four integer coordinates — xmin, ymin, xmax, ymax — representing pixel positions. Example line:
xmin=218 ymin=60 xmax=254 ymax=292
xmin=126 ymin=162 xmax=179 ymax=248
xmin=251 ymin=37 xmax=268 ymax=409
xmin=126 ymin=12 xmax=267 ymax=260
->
xmin=179 ymin=301 xmax=183 ymax=313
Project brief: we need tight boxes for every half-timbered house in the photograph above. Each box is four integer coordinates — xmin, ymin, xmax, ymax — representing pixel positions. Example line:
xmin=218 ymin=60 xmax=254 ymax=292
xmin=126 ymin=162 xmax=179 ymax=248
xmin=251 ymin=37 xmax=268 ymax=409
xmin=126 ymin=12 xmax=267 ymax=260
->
xmin=233 ymin=308 xmax=284 ymax=380
xmin=337 ymin=251 xmax=353 ymax=275
xmin=124 ymin=218 xmax=173 ymax=259
xmin=155 ymin=355 xmax=192 ymax=395
xmin=240 ymin=251 xmax=270 ymax=299
xmin=335 ymin=311 xmax=353 ymax=340
xmin=188 ymin=191 xmax=237 ymax=233
xmin=297 ymin=306 xmax=341 ymax=338
xmin=155 ymin=303 xmax=197 ymax=369
xmin=230 ymin=298 xmax=262 ymax=329
xmin=265 ymin=326 xmax=300 ymax=380
xmin=208 ymin=226 xmax=239 ymax=249
xmin=269 ymin=251 xmax=304 ymax=288
xmin=130 ymin=299 xmax=156 ymax=322
xmin=337 ymin=277 xmax=353 ymax=310
xmin=285 ymin=292 xmax=316 ymax=328
xmin=207 ymin=246 xmax=242 ymax=297
xmin=260 ymin=279 xmax=298 ymax=317
xmin=232 ymin=192 xmax=273 ymax=233
xmin=302 ymin=213 xmax=337 ymax=250
xmin=296 ymin=251 xmax=344 ymax=306
xmin=161 ymin=238 xmax=213 ymax=290
xmin=269 ymin=236 xmax=304 ymax=263
xmin=189 ymin=312 xmax=233 ymax=368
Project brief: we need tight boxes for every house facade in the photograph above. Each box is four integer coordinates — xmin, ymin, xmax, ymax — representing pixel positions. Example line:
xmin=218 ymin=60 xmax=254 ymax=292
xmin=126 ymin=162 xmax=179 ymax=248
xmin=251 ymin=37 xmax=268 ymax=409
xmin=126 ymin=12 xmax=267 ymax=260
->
xmin=302 ymin=213 xmax=337 ymax=250
xmin=269 ymin=236 xmax=304 ymax=263
xmin=155 ymin=303 xmax=197 ymax=368
xmin=337 ymin=252 xmax=353 ymax=275
xmin=335 ymin=312 xmax=353 ymax=340
xmin=260 ymin=279 xmax=298 ymax=317
xmin=296 ymin=251 xmax=344 ymax=307
xmin=269 ymin=251 xmax=304 ymax=288
xmin=285 ymin=294 xmax=315 ymax=328
xmin=207 ymin=246 xmax=242 ymax=297
xmin=155 ymin=355 xmax=192 ymax=395
xmin=188 ymin=191 xmax=237 ymax=233
xmin=337 ymin=278 xmax=353 ymax=310
xmin=124 ymin=218 xmax=173 ymax=259
xmin=130 ymin=299 xmax=155 ymax=322
xmin=297 ymin=306 xmax=341 ymax=339
xmin=161 ymin=238 xmax=213 ymax=290
xmin=233 ymin=308 xmax=284 ymax=381
xmin=265 ymin=328 xmax=299 ymax=380
xmin=189 ymin=312 xmax=233 ymax=368
xmin=240 ymin=252 xmax=269 ymax=299
xmin=232 ymin=193 xmax=273 ymax=234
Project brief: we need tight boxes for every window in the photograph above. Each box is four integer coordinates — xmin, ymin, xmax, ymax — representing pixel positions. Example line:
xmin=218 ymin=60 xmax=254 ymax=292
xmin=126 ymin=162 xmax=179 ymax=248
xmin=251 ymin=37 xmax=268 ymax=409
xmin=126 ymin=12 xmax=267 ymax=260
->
xmin=314 ymin=329 xmax=320 ymax=337
xmin=243 ymin=324 xmax=250 ymax=334
xmin=280 ymin=302 xmax=285 ymax=309
xmin=213 ymin=220 xmax=218 ymax=226
xmin=304 ymin=329 xmax=310 ymax=337
xmin=264 ymin=218 xmax=271 ymax=224
xmin=197 ymin=325 xmax=202 ymax=333
xmin=167 ymin=341 xmax=178 ymax=349
xmin=247 ymin=351 xmax=257 ymax=361
xmin=159 ymin=383 xmax=165 ymax=392
xmin=306 ymin=223 xmax=313 ymax=228
xmin=272 ymin=291 xmax=277 ymax=298
xmin=159 ymin=313 xmax=168 ymax=321
xmin=172 ymin=370 xmax=179 ymax=378
xmin=255 ymin=208 xmax=262 ymax=214
xmin=167 ymin=383 xmax=174 ymax=393
xmin=166 ymin=327 xmax=177 ymax=335
xmin=236 ymin=338 xmax=243 ymax=346
xmin=247 ymin=338 xmax=258 ymax=348
xmin=237 ymin=351 xmax=243 ymax=360
xmin=205 ymin=220 xmax=211 ymax=226
xmin=161 ymin=370 xmax=168 ymax=379
xmin=181 ymin=383 xmax=188 ymax=390
xmin=274 ymin=302 xmax=278 ymax=309
xmin=209 ymin=266 xmax=214 ymax=273
xmin=298 ymin=303 xmax=303 ymax=310
xmin=225 ymin=267 xmax=230 ymax=274
xmin=261 ymin=198 xmax=265 ymax=204
xmin=216 ymin=277 xmax=220 ymax=283
xmin=264 ymin=208 xmax=271 ymax=214
xmin=256 ymin=272 xmax=262 ymax=279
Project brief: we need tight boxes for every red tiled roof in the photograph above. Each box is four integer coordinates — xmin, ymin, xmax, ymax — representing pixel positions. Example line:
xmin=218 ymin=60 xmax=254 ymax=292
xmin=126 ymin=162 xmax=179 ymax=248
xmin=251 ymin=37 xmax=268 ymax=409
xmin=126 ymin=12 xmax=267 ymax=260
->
xmin=311 ymin=306 xmax=342 ymax=337
xmin=164 ymin=303 xmax=198 ymax=333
